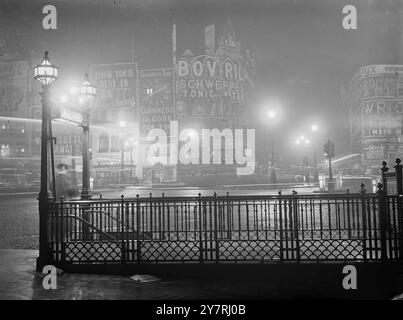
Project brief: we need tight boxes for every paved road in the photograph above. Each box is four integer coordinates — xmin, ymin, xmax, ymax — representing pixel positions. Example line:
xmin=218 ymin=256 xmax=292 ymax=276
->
xmin=0 ymin=186 xmax=317 ymax=249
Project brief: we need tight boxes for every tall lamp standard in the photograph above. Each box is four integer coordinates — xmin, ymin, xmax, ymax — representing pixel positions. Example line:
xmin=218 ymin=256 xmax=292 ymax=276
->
xmin=33 ymin=51 xmax=58 ymax=271
xmin=311 ymin=124 xmax=319 ymax=182
xmin=296 ymin=136 xmax=311 ymax=183
xmin=125 ymin=137 xmax=135 ymax=181
xmin=78 ymin=73 xmax=96 ymax=200
xmin=267 ymin=109 xmax=278 ymax=184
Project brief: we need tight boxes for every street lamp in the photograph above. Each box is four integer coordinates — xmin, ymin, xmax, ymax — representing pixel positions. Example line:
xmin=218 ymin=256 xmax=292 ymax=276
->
xmin=295 ymin=136 xmax=311 ymax=183
xmin=311 ymin=124 xmax=319 ymax=182
xmin=267 ymin=109 xmax=278 ymax=184
xmin=125 ymin=137 xmax=136 ymax=181
xmin=78 ymin=73 xmax=96 ymax=200
xmin=33 ymin=51 xmax=58 ymax=271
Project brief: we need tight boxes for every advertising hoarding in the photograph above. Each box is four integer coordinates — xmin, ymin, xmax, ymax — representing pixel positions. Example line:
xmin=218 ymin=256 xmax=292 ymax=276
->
xmin=90 ymin=62 xmax=138 ymax=123
xmin=175 ymin=53 xmax=246 ymax=122
xmin=138 ymin=68 xmax=175 ymax=137
xmin=0 ymin=61 xmax=28 ymax=113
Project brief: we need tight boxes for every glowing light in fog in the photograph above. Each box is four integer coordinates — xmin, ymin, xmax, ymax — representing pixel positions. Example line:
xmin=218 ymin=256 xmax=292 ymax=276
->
xmin=267 ymin=110 xmax=277 ymax=119
xmin=60 ymin=94 xmax=69 ymax=103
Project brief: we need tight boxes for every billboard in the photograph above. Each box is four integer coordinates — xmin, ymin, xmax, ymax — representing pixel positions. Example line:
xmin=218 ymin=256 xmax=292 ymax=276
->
xmin=176 ymin=53 xmax=247 ymax=122
xmin=90 ymin=62 xmax=138 ymax=123
xmin=361 ymin=98 xmax=403 ymax=139
xmin=358 ymin=65 xmax=403 ymax=79
xmin=0 ymin=61 xmax=28 ymax=113
xmin=138 ymin=68 xmax=175 ymax=137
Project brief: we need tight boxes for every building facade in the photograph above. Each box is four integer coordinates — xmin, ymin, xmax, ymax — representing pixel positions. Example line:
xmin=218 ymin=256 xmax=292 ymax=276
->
xmin=90 ymin=21 xmax=255 ymax=184
xmin=0 ymin=21 xmax=255 ymax=187
xmin=344 ymin=65 xmax=403 ymax=174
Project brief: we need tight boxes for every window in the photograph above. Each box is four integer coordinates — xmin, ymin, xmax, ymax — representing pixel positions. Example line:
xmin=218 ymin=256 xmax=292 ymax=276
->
xmin=110 ymin=135 xmax=120 ymax=152
xmin=98 ymin=133 xmax=109 ymax=153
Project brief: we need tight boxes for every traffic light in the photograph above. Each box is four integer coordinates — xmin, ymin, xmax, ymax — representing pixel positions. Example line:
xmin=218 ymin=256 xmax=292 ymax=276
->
xmin=324 ymin=142 xmax=330 ymax=156
xmin=329 ymin=142 xmax=335 ymax=158
xmin=324 ymin=140 xmax=335 ymax=158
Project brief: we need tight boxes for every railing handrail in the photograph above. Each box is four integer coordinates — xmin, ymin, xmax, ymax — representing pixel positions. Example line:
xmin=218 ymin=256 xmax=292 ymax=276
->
xmin=62 ymin=214 xmax=118 ymax=241
xmin=50 ymin=192 xmax=382 ymax=205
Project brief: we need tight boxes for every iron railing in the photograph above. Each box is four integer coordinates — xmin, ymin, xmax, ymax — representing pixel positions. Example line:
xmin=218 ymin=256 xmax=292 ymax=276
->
xmin=47 ymin=190 xmax=402 ymax=264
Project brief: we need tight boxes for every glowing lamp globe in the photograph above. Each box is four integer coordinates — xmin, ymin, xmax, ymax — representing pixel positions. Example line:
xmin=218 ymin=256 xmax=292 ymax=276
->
xmin=33 ymin=51 xmax=58 ymax=86
xmin=79 ymin=73 xmax=96 ymax=105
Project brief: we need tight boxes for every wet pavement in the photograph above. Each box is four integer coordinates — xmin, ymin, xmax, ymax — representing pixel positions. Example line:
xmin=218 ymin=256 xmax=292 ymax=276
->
xmin=1 ymin=249 xmax=402 ymax=300
xmin=0 ymin=249 xmax=272 ymax=300
xmin=0 ymin=186 xmax=317 ymax=250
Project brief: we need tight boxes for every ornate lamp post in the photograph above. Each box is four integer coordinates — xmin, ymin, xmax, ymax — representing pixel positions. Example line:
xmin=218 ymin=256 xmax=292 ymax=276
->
xmin=296 ymin=136 xmax=311 ymax=183
xmin=33 ymin=51 xmax=58 ymax=271
xmin=267 ymin=109 xmax=278 ymax=184
xmin=78 ymin=73 xmax=96 ymax=200
xmin=125 ymin=137 xmax=135 ymax=181
xmin=311 ymin=124 xmax=319 ymax=182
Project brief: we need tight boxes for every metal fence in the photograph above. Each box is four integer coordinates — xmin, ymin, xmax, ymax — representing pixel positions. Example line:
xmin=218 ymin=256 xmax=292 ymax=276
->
xmin=47 ymin=188 xmax=403 ymax=265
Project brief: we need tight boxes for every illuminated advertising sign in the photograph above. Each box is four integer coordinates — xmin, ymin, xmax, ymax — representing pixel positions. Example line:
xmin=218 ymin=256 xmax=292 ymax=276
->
xmin=175 ymin=49 xmax=249 ymax=123
xmin=361 ymin=99 xmax=403 ymax=138
xmin=358 ymin=75 xmax=396 ymax=99
xmin=53 ymin=124 xmax=82 ymax=155
xmin=0 ymin=61 xmax=28 ymax=113
xmin=139 ymin=68 xmax=175 ymax=137
xmin=359 ymin=65 xmax=403 ymax=79
xmin=176 ymin=55 xmax=246 ymax=114
xmin=363 ymin=144 xmax=386 ymax=161
xmin=90 ymin=62 xmax=138 ymax=122
xmin=361 ymin=99 xmax=403 ymax=115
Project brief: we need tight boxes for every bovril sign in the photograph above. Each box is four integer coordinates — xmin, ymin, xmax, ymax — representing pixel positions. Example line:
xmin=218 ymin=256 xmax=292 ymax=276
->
xmin=176 ymin=55 xmax=246 ymax=104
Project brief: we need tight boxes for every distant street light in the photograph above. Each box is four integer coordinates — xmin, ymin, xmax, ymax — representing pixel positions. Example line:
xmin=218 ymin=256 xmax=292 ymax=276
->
xmin=60 ymin=94 xmax=69 ymax=104
xmin=267 ymin=109 xmax=279 ymax=184
xmin=295 ymin=134 xmax=311 ymax=183
xmin=296 ymin=136 xmax=309 ymax=145
xmin=126 ymin=137 xmax=136 ymax=181
xmin=33 ymin=50 xmax=58 ymax=271
xmin=311 ymin=124 xmax=319 ymax=182
xmin=267 ymin=110 xmax=277 ymax=119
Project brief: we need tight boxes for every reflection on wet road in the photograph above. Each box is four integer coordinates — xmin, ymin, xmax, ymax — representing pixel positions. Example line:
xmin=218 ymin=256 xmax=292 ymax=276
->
xmin=0 ymin=186 xmax=317 ymax=249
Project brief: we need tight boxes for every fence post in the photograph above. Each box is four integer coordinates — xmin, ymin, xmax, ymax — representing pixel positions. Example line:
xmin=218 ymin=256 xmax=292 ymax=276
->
xmin=60 ymin=196 xmax=65 ymax=263
xmin=360 ymin=183 xmax=368 ymax=262
xmin=198 ymin=193 xmax=203 ymax=263
xmin=278 ymin=191 xmax=283 ymax=262
xmin=161 ymin=193 xmax=164 ymax=241
xmin=381 ymin=161 xmax=389 ymax=195
xmin=136 ymin=194 xmax=141 ymax=263
xmin=377 ymin=183 xmax=388 ymax=262
xmin=226 ymin=192 xmax=231 ymax=239
xmin=149 ymin=193 xmax=153 ymax=240
xmin=121 ymin=195 xmax=125 ymax=263
xmin=394 ymin=158 xmax=403 ymax=261
xmin=213 ymin=192 xmax=219 ymax=263
xmin=292 ymin=190 xmax=300 ymax=262
xmin=81 ymin=202 xmax=90 ymax=242
xmin=395 ymin=158 xmax=402 ymax=195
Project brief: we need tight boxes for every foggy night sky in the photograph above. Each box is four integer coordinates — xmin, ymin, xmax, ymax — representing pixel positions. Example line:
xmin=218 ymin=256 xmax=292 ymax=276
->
xmin=1 ymin=0 xmax=402 ymax=163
